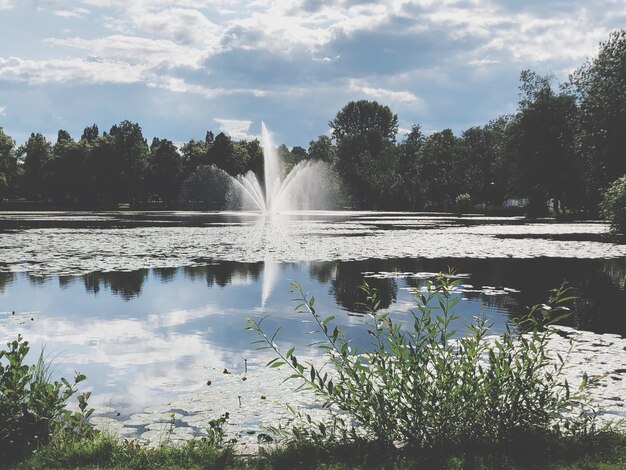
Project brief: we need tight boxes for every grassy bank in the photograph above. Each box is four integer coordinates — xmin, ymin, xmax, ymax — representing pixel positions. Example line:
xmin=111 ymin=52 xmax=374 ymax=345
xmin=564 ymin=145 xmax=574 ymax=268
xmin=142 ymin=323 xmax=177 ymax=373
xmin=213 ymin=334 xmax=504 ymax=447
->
xmin=8 ymin=431 xmax=626 ymax=469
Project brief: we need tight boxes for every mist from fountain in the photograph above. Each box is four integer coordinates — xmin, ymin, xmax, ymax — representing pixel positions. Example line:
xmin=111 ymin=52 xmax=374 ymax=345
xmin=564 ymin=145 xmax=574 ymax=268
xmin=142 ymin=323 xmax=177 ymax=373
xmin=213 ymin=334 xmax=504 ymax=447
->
xmin=232 ymin=122 xmax=337 ymax=213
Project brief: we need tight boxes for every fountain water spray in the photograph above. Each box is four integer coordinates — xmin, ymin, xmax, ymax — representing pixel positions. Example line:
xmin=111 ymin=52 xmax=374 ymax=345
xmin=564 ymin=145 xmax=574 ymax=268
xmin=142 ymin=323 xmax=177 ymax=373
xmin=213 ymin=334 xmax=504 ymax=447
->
xmin=223 ymin=122 xmax=341 ymax=306
xmin=232 ymin=122 xmax=337 ymax=213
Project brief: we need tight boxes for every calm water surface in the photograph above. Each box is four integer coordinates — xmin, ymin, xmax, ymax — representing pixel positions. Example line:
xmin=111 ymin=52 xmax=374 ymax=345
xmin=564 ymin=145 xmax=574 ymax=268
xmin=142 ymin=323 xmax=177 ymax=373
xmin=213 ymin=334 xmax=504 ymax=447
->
xmin=1 ymin=212 xmax=625 ymax=413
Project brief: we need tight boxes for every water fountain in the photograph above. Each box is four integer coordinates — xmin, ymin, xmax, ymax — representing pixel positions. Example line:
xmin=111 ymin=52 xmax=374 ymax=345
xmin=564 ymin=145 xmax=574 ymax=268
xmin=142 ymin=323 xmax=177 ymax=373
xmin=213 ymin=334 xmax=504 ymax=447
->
xmin=230 ymin=122 xmax=337 ymax=212
xmin=221 ymin=122 xmax=341 ymax=305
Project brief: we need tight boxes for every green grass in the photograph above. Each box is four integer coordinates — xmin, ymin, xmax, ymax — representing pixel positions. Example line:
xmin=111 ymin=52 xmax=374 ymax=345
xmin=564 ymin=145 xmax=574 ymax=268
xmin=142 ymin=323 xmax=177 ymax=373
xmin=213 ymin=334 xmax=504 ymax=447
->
xmin=11 ymin=433 xmax=236 ymax=470
xmin=8 ymin=431 xmax=626 ymax=469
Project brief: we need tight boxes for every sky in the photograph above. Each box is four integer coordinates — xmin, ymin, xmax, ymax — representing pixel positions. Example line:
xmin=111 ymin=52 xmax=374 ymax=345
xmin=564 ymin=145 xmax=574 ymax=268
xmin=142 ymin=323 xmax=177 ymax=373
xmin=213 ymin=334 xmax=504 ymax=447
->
xmin=0 ymin=0 xmax=624 ymax=148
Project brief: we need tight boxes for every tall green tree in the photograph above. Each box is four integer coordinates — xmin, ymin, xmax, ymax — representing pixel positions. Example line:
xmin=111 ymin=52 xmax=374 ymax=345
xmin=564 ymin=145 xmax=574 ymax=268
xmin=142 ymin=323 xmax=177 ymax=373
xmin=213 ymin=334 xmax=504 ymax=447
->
xmin=485 ymin=116 xmax=517 ymax=207
xmin=416 ymin=129 xmax=461 ymax=210
xmin=231 ymin=141 xmax=251 ymax=176
xmin=458 ymin=117 xmax=517 ymax=208
xmin=330 ymin=100 xmax=399 ymax=207
xmin=291 ymin=146 xmax=308 ymax=165
xmin=49 ymin=130 xmax=88 ymax=203
xmin=181 ymin=138 xmax=210 ymax=174
xmin=81 ymin=124 xmax=99 ymax=143
xmin=243 ymin=139 xmax=264 ymax=179
xmin=330 ymin=100 xmax=399 ymax=142
xmin=510 ymin=71 xmax=580 ymax=215
xmin=459 ymin=126 xmax=492 ymax=203
xmin=0 ymin=128 xmax=17 ymax=201
xmin=307 ymin=135 xmax=336 ymax=164
xmin=108 ymin=120 xmax=149 ymax=204
xmin=207 ymin=132 xmax=247 ymax=176
xmin=396 ymin=125 xmax=425 ymax=210
xmin=569 ymin=29 xmax=626 ymax=208
xmin=18 ymin=133 xmax=52 ymax=201
xmin=83 ymin=132 xmax=115 ymax=205
xmin=356 ymin=139 xmax=403 ymax=209
xmin=147 ymin=138 xmax=183 ymax=204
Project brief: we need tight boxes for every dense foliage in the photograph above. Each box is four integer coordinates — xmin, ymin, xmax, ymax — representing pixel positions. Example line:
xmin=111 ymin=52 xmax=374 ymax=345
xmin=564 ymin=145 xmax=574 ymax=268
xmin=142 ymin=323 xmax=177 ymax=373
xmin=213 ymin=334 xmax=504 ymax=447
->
xmin=0 ymin=336 xmax=93 ymax=464
xmin=249 ymin=275 xmax=599 ymax=450
xmin=13 ymin=429 xmax=626 ymax=469
xmin=569 ymin=30 xmax=626 ymax=208
xmin=1 ymin=30 xmax=626 ymax=214
xmin=601 ymin=176 xmax=626 ymax=234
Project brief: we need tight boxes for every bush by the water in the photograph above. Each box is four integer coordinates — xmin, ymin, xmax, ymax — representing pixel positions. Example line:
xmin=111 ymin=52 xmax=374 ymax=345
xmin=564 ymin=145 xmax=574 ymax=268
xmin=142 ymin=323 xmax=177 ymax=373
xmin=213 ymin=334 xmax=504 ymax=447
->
xmin=455 ymin=192 xmax=472 ymax=213
xmin=0 ymin=335 xmax=93 ymax=464
xmin=248 ymin=274 xmax=599 ymax=451
xmin=601 ymin=175 xmax=626 ymax=234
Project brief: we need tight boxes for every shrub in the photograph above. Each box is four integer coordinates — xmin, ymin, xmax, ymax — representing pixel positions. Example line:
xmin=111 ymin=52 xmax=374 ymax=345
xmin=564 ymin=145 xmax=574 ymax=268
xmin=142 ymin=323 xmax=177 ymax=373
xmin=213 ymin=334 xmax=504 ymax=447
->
xmin=0 ymin=173 xmax=7 ymax=202
xmin=601 ymin=175 xmax=626 ymax=234
xmin=455 ymin=192 xmax=472 ymax=213
xmin=0 ymin=335 xmax=93 ymax=464
xmin=248 ymin=274 xmax=598 ymax=451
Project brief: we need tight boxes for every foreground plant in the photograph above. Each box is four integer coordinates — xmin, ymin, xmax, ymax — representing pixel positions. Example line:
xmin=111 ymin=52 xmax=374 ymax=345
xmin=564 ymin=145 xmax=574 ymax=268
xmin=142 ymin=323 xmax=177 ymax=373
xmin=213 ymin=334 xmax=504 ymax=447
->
xmin=247 ymin=273 xmax=600 ymax=450
xmin=0 ymin=335 xmax=93 ymax=464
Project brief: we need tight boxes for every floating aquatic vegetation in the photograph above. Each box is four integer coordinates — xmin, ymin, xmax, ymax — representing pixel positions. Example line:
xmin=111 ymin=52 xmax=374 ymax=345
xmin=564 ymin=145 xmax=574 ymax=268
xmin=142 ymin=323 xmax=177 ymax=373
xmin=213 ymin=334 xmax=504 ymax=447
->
xmin=0 ymin=214 xmax=624 ymax=277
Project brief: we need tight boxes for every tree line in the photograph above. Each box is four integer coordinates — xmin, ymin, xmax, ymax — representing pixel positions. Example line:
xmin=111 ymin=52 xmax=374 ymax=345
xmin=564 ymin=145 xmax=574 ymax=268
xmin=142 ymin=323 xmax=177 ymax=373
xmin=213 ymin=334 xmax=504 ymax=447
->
xmin=0 ymin=117 xmax=337 ymax=209
xmin=328 ymin=30 xmax=626 ymax=215
xmin=1 ymin=30 xmax=625 ymax=215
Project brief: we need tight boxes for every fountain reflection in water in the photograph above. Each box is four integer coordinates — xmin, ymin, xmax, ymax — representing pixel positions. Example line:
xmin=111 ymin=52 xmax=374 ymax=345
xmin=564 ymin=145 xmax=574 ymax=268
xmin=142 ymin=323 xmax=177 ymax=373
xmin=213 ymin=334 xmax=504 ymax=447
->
xmin=232 ymin=122 xmax=337 ymax=212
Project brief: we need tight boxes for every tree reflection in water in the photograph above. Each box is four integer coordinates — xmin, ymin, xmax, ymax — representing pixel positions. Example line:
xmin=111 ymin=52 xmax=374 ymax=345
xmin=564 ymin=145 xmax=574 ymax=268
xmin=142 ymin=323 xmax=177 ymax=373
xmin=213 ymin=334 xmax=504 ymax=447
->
xmin=4 ymin=257 xmax=625 ymax=335
xmin=0 ymin=271 xmax=15 ymax=294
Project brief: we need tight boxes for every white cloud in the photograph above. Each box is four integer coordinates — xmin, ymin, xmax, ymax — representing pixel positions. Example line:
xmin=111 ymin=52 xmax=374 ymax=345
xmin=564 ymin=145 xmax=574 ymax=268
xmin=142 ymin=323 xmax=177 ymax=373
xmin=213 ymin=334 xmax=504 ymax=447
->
xmin=126 ymin=7 xmax=221 ymax=46
xmin=421 ymin=2 xmax=617 ymax=66
xmin=147 ymin=76 xmax=267 ymax=100
xmin=214 ymin=118 xmax=256 ymax=140
xmin=34 ymin=0 xmax=90 ymax=17
xmin=1 ymin=0 xmax=624 ymax=144
xmin=51 ymin=7 xmax=90 ymax=18
xmin=45 ymin=34 xmax=205 ymax=69
xmin=0 ymin=56 xmax=144 ymax=85
xmin=29 ymin=1 xmax=626 ymax=82
xmin=468 ymin=58 xmax=499 ymax=66
xmin=349 ymin=79 xmax=424 ymax=105
xmin=80 ymin=0 xmax=226 ymax=7
xmin=220 ymin=13 xmax=333 ymax=54
xmin=0 ymin=106 xmax=5 ymax=116
xmin=148 ymin=76 xmax=224 ymax=98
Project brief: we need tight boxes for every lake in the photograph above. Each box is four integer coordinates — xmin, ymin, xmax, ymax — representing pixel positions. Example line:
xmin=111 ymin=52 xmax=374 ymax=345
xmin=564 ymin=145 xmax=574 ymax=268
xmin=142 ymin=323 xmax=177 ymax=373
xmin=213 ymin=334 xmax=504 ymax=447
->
xmin=1 ymin=211 xmax=625 ymax=416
